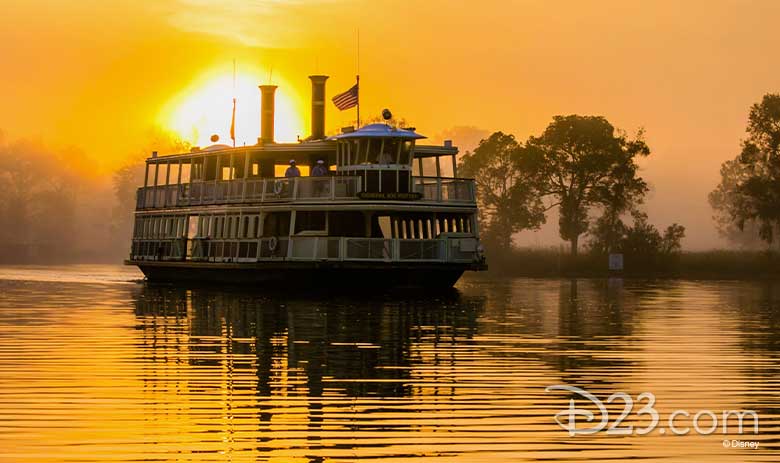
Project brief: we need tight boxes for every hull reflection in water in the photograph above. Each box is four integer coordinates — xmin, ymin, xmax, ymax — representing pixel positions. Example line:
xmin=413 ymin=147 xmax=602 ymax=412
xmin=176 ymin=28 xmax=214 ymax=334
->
xmin=0 ymin=271 xmax=779 ymax=462
xmin=133 ymin=284 xmax=481 ymax=398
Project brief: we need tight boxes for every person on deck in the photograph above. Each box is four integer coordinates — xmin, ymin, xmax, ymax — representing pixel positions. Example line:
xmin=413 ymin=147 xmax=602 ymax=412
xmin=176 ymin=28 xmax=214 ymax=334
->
xmin=311 ymin=159 xmax=328 ymax=177
xmin=285 ymin=160 xmax=301 ymax=178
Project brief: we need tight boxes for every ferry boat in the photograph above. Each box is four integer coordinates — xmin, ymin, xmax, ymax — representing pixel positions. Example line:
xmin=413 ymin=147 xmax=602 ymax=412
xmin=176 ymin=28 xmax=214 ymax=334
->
xmin=126 ymin=76 xmax=487 ymax=287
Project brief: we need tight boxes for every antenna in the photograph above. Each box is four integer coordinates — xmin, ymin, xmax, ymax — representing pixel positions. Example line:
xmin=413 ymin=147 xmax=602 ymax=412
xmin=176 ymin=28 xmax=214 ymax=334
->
xmin=356 ymin=28 xmax=360 ymax=76
xmin=356 ymin=28 xmax=361 ymax=128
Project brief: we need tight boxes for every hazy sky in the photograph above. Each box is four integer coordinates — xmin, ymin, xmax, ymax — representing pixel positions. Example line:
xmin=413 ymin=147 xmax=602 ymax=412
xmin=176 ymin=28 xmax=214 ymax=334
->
xmin=2 ymin=0 xmax=779 ymax=248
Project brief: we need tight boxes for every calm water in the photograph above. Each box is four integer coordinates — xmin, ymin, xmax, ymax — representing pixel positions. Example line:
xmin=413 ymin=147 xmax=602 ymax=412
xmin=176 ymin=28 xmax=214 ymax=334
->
xmin=0 ymin=266 xmax=779 ymax=462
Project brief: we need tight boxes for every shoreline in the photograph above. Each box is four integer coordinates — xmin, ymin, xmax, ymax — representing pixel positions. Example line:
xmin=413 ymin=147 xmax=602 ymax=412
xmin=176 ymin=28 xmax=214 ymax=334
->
xmin=480 ymin=249 xmax=780 ymax=281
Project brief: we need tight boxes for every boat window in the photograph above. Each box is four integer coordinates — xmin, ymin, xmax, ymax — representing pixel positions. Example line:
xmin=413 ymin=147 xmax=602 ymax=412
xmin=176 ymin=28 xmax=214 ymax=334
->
xmin=380 ymin=139 xmax=399 ymax=164
xmin=366 ymin=139 xmax=382 ymax=164
xmin=295 ymin=211 xmax=327 ymax=234
xmin=233 ymin=153 xmax=246 ymax=179
xmin=168 ymin=163 xmax=180 ymax=184
xmin=229 ymin=216 xmax=238 ymax=238
xmin=212 ymin=217 xmax=221 ymax=239
xmin=191 ymin=158 xmax=204 ymax=181
xmin=188 ymin=216 xmax=199 ymax=239
xmin=180 ymin=163 xmax=191 ymax=183
xmin=329 ymin=211 xmax=365 ymax=237
xmin=438 ymin=155 xmax=455 ymax=178
xmin=263 ymin=212 xmax=291 ymax=237
xmin=399 ymin=140 xmax=413 ymax=165
xmin=204 ymin=157 xmax=217 ymax=181
xmin=242 ymin=216 xmax=250 ymax=238
xmin=157 ymin=164 xmax=169 ymax=185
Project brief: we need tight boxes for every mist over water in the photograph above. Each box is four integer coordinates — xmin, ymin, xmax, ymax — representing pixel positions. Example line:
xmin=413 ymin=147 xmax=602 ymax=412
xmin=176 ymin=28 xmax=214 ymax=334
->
xmin=0 ymin=266 xmax=778 ymax=462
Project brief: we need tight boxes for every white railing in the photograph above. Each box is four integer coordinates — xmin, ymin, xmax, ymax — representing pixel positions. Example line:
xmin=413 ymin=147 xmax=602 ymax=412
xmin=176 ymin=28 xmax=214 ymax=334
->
xmin=136 ymin=176 xmax=476 ymax=209
xmin=130 ymin=236 xmax=480 ymax=264
xmin=412 ymin=177 xmax=475 ymax=203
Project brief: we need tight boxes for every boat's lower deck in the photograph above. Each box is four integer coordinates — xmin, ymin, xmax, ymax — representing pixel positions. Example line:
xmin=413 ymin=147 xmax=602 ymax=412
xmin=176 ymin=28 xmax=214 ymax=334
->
xmin=128 ymin=260 xmax=485 ymax=288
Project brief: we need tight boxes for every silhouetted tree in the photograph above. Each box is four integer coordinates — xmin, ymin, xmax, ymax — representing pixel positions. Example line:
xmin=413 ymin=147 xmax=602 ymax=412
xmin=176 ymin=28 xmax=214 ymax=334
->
xmin=0 ymin=137 xmax=82 ymax=261
xmin=710 ymin=94 xmax=780 ymax=248
xmin=708 ymin=157 xmax=772 ymax=249
xmin=459 ymin=132 xmax=545 ymax=249
xmin=521 ymin=115 xmax=650 ymax=255
xmin=589 ymin=211 xmax=685 ymax=257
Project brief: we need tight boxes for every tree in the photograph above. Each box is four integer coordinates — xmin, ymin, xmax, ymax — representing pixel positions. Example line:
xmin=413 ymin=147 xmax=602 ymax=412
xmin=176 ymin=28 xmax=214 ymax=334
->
xmin=589 ymin=210 xmax=685 ymax=258
xmin=710 ymin=94 xmax=780 ymax=248
xmin=0 ymin=137 xmax=82 ymax=261
xmin=708 ymin=157 xmax=772 ymax=249
xmin=459 ymin=132 xmax=546 ymax=249
xmin=521 ymin=115 xmax=650 ymax=255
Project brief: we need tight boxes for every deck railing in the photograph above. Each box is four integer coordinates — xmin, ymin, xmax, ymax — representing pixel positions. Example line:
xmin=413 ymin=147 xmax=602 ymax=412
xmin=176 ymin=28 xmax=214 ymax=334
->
xmin=130 ymin=236 xmax=479 ymax=264
xmin=136 ymin=176 xmax=475 ymax=209
xmin=412 ymin=177 xmax=475 ymax=203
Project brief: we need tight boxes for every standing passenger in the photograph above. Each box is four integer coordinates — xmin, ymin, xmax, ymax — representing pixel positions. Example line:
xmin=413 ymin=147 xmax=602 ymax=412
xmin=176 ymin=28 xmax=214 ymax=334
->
xmin=311 ymin=159 xmax=328 ymax=177
xmin=285 ymin=160 xmax=301 ymax=178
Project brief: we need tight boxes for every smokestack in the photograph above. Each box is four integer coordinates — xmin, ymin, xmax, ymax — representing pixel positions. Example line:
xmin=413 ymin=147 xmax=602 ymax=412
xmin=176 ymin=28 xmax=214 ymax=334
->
xmin=259 ymin=85 xmax=277 ymax=144
xmin=309 ymin=75 xmax=329 ymax=139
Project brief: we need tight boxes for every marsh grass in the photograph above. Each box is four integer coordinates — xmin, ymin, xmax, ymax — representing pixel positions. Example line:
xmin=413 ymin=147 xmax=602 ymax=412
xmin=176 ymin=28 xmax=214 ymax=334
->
xmin=484 ymin=246 xmax=780 ymax=279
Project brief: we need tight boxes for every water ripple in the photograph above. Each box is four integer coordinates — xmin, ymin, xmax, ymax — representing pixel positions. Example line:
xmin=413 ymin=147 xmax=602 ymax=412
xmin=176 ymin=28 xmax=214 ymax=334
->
xmin=0 ymin=269 xmax=778 ymax=462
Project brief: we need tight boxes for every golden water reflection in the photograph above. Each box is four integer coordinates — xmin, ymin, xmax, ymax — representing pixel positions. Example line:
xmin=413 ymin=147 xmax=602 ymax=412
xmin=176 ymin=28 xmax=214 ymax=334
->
xmin=0 ymin=272 xmax=778 ymax=462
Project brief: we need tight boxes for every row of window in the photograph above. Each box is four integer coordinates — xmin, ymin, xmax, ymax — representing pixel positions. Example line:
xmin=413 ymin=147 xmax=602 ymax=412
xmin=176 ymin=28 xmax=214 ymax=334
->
xmin=133 ymin=211 xmax=475 ymax=240
xmin=133 ymin=216 xmax=187 ymax=239
xmin=145 ymin=153 xmax=335 ymax=187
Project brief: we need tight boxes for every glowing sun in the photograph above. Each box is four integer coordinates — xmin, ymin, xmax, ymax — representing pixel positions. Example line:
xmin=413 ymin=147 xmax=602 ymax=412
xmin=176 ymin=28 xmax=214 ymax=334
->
xmin=159 ymin=66 xmax=304 ymax=147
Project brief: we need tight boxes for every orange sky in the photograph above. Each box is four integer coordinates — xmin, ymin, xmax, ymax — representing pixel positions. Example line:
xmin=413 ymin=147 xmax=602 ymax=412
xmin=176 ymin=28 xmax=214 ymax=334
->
xmin=1 ymin=0 xmax=779 ymax=248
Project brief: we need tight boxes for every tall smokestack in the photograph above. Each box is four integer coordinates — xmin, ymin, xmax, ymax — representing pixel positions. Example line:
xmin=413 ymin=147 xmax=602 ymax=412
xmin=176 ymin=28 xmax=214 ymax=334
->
xmin=309 ymin=75 xmax=328 ymax=140
xmin=259 ymin=85 xmax=277 ymax=144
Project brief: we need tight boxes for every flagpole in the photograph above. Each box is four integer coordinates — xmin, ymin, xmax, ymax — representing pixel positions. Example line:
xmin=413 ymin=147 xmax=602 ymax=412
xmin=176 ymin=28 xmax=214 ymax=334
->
xmin=232 ymin=59 xmax=236 ymax=147
xmin=356 ymin=74 xmax=360 ymax=128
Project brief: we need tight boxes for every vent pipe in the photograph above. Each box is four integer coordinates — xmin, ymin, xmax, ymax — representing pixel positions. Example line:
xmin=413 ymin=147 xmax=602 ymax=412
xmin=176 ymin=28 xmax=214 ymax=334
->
xmin=309 ymin=75 xmax=329 ymax=140
xmin=258 ymin=85 xmax=277 ymax=144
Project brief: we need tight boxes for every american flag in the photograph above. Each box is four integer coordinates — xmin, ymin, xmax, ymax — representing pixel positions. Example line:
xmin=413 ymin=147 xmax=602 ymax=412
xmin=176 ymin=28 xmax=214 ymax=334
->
xmin=332 ymin=83 xmax=359 ymax=110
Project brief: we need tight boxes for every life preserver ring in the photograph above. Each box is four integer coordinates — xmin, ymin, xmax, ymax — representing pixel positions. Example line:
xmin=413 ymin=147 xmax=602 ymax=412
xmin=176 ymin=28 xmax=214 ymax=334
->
xmin=273 ymin=180 xmax=285 ymax=195
xmin=268 ymin=236 xmax=278 ymax=251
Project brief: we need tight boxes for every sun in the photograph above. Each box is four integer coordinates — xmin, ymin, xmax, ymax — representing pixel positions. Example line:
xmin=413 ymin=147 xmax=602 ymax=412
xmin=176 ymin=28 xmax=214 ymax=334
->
xmin=159 ymin=65 xmax=304 ymax=147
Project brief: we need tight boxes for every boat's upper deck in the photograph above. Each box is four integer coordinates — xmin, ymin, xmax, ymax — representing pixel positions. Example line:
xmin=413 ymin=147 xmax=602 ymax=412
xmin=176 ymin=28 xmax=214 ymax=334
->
xmin=136 ymin=124 xmax=476 ymax=210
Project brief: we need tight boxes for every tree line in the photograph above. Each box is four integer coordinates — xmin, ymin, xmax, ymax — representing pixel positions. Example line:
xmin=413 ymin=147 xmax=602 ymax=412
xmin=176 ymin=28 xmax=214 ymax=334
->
xmin=458 ymin=115 xmax=685 ymax=261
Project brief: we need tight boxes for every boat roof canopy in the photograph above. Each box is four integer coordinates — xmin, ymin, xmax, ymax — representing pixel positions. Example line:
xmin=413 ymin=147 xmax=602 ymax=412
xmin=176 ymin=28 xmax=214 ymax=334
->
xmin=332 ymin=123 xmax=426 ymax=140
